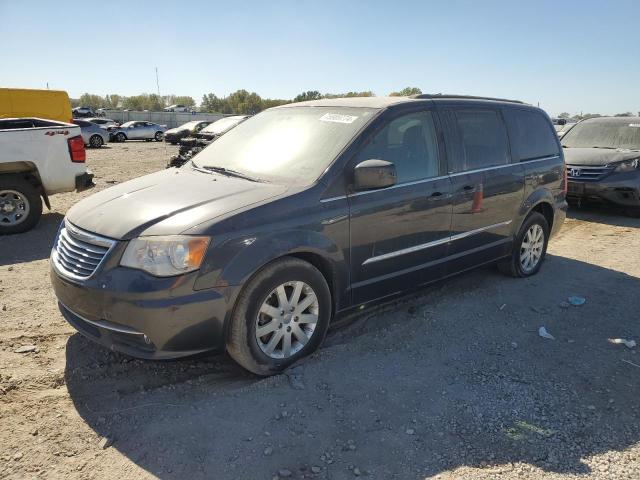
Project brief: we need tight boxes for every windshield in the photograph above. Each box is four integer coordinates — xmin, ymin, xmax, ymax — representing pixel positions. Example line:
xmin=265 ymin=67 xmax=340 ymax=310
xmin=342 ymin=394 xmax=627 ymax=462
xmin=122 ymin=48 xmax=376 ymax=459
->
xmin=201 ymin=116 xmax=246 ymax=135
xmin=121 ymin=121 xmax=134 ymax=128
xmin=561 ymin=119 xmax=640 ymax=150
xmin=193 ymin=107 xmax=376 ymax=183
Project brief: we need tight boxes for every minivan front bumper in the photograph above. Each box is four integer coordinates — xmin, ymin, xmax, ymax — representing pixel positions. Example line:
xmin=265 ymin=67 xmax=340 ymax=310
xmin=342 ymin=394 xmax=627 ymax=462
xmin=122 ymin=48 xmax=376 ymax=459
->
xmin=51 ymin=261 xmax=238 ymax=359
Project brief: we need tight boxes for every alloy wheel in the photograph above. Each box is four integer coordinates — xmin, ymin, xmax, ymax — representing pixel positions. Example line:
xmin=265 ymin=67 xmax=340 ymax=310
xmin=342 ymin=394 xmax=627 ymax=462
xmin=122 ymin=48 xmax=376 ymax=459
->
xmin=255 ymin=281 xmax=319 ymax=359
xmin=520 ymin=224 xmax=544 ymax=273
xmin=0 ymin=190 xmax=30 ymax=226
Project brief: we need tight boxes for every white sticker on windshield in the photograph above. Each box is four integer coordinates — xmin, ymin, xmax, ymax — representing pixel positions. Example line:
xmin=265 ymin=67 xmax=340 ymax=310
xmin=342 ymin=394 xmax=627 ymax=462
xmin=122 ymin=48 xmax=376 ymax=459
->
xmin=320 ymin=113 xmax=358 ymax=124
xmin=629 ymin=124 xmax=640 ymax=128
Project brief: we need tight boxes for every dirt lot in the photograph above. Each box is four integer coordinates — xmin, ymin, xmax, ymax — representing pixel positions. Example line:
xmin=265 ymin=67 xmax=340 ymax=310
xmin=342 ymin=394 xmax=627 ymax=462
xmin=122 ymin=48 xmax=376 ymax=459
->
xmin=1 ymin=142 xmax=639 ymax=480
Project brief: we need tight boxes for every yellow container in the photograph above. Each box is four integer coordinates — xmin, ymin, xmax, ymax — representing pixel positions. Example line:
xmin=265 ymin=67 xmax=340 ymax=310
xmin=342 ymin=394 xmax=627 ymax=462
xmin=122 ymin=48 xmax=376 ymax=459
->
xmin=0 ymin=88 xmax=73 ymax=124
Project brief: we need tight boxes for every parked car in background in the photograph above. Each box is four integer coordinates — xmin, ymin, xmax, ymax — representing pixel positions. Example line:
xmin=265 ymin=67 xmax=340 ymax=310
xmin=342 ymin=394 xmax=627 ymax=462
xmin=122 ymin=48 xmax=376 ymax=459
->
xmin=562 ymin=116 xmax=640 ymax=214
xmin=108 ymin=121 xmax=167 ymax=142
xmin=95 ymin=108 xmax=108 ymax=117
xmin=167 ymin=115 xmax=249 ymax=167
xmin=72 ymin=106 xmax=94 ymax=118
xmin=86 ymin=117 xmax=117 ymax=129
xmin=0 ymin=88 xmax=73 ymax=124
xmin=0 ymin=117 xmax=93 ymax=234
xmin=164 ymin=104 xmax=190 ymax=112
xmin=72 ymin=119 xmax=109 ymax=148
xmin=164 ymin=120 xmax=211 ymax=144
xmin=51 ymin=95 xmax=566 ymax=375
xmin=553 ymin=119 xmax=576 ymax=138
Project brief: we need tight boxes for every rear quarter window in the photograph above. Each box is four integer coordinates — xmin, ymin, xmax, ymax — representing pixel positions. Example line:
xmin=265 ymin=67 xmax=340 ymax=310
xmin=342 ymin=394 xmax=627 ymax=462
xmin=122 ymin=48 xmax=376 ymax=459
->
xmin=504 ymin=108 xmax=559 ymax=161
xmin=453 ymin=109 xmax=510 ymax=171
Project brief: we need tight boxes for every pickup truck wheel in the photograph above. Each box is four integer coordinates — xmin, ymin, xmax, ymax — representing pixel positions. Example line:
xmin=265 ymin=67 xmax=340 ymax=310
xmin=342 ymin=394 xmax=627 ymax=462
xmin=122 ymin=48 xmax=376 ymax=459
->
xmin=498 ymin=212 xmax=549 ymax=277
xmin=116 ymin=132 xmax=126 ymax=142
xmin=0 ymin=177 xmax=42 ymax=234
xmin=227 ymin=257 xmax=331 ymax=376
xmin=154 ymin=131 xmax=163 ymax=142
xmin=89 ymin=135 xmax=103 ymax=148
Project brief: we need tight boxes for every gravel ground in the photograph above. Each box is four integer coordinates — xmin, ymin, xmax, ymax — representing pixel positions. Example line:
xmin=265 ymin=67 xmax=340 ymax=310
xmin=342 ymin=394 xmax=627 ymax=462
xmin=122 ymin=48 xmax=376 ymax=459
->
xmin=0 ymin=142 xmax=639 ymax=479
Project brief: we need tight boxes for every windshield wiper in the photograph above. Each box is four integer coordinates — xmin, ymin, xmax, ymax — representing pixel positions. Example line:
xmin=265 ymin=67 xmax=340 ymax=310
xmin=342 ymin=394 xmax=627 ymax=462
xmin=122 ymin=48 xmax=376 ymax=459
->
xmin=589 ymin=146 xmax=617 ymax=149
xmin=200 ymin=165 xmax=261 ymax=182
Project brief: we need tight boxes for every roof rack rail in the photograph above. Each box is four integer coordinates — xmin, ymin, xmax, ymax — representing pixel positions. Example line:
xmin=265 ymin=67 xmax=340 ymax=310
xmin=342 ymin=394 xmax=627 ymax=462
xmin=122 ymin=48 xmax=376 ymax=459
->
xmin=410 ymin=93 xmax=525 ymax=104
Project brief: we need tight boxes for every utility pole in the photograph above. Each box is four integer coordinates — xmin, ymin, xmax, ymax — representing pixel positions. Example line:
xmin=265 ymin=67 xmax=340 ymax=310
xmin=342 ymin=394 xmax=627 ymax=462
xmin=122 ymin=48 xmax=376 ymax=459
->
xmin=155 ymin=67 xmax=160 ymax=96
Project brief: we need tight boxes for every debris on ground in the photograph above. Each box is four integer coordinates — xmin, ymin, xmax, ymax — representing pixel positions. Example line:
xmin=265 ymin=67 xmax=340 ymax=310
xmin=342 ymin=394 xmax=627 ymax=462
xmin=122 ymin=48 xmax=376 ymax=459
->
xmin=14 ymin=345 xmax=36 ymax=354
xmin=538 ymin=326 xmax=555 ymax=340
xmin=98 ymin=437 xmax=113 ymax=450
xmin=568 ymin=295 xmax=586 ymax=306
xmin=608 ymin=338 xmax=637 ymax=349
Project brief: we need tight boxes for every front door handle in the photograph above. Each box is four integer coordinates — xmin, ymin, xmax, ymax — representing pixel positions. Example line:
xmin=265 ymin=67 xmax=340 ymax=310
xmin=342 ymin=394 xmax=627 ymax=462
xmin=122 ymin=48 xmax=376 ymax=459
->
xmin=462 ymin=185 xmax=475 ymax=192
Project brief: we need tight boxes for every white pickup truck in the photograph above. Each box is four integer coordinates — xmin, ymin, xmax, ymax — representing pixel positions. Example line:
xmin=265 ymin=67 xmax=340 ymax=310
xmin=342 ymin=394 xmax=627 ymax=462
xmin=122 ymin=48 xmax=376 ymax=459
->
xmin=0 ymin=118 xmax=94 ymax=234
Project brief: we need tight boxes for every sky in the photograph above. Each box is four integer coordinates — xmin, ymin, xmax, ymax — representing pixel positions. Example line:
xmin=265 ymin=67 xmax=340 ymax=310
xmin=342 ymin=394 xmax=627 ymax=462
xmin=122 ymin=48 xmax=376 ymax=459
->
xmin=1 ymin=0 xmax=639 ymax=116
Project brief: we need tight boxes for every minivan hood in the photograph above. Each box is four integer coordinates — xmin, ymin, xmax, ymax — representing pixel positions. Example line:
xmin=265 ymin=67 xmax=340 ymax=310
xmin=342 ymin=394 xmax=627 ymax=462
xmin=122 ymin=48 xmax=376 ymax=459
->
xmin=66 ymin=168 xmax=288 ymax=240
xmin=563 ymin=147 xmax=640 ymax=166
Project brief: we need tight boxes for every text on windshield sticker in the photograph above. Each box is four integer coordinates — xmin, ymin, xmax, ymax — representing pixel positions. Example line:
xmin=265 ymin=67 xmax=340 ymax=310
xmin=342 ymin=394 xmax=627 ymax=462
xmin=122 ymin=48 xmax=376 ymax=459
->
xmin=320 ymin=113 xmax=358 ymax=124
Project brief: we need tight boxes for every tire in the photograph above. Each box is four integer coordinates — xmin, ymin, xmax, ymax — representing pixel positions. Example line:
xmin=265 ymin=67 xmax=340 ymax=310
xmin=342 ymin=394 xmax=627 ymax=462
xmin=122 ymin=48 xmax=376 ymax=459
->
xmin=154 ymin=131 xmax=163 ymax=142
xmin=89 ymin=134 xmax=103 ymax=148
xmin=498 ymin=211 xmax=549 ymax=277
xmin=116 ymin=132 xmax=126 ymax=143
xmin=0 ymin=176 xmax=43 ymax=235
xmin=227 ymin=257 xmax=332 ymax=376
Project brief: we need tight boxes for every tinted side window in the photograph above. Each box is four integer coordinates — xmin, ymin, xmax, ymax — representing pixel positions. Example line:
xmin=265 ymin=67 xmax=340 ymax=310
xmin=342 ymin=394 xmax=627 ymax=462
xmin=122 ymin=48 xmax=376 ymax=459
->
xmin=504 ymin=108 xmax=559 ymax=161
xmin=355 ymin=111 xmax=440 ymax=183
xmin=454 ymin=109 xmax=510 ymax=170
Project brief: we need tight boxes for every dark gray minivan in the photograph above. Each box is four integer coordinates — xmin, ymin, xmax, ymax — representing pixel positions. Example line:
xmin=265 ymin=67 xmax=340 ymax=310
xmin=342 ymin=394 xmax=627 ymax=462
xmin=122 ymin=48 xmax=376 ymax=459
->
xmin=50 ymin=95 xmax=567 ymax=375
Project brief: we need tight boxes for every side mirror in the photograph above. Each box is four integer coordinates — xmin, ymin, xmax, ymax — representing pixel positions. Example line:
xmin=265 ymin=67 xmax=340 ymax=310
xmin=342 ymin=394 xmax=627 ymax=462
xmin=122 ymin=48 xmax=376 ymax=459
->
xmin=354 ymin=159 xmax=397 ymax=191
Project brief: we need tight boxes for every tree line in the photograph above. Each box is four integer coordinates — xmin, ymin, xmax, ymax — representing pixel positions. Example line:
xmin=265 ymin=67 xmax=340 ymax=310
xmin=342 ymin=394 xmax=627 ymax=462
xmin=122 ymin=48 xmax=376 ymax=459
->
xmin=71 ymin=87 xmax=424 ymax=114
xmin=558 ymin=111 xmax=639 ymax=121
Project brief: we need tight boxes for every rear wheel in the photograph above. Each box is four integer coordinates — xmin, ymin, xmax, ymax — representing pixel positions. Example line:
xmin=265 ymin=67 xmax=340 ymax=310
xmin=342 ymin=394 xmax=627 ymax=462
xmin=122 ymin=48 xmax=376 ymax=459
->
xmin=89 ymin=134 xmax=103 ymax=148
xmin=227 ymin=257 xmax=331 ymax=376
xmin=498 ymin=212 xmax=549 ymax=277
xmin=154 ymin=131 xmax=163 ymax=141
xmin=0 ymin=176 xmax=42 ymax=235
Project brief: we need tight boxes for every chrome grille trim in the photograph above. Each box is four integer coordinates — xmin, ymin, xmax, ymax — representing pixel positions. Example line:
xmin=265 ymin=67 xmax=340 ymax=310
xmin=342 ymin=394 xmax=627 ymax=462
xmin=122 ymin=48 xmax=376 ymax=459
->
xmin=52 ymin=221 xmax=116 ymax=280
xmin=566 ymin=164 xmax=614 ymax=181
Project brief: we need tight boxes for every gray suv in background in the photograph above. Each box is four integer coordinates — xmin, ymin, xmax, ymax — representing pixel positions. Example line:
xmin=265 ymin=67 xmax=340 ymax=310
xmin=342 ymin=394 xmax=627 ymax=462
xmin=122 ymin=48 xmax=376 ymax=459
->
xmin=50 ymin=95 xmax=567 ymax=375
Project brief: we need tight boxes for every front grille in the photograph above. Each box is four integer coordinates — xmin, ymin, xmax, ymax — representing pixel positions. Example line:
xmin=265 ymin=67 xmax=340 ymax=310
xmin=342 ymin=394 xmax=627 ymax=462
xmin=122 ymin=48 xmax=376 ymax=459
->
xmin=52 ymin=222 xmax=115 ymax=279
xmin=566 ymin=164 xmax=614 ymax=181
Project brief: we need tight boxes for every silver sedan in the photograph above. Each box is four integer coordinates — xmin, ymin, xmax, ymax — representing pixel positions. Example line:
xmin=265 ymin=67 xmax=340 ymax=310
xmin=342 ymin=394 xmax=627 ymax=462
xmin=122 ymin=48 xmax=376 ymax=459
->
xmin=109 ymin=121 xmax=168 ymax=142
xmin=72 ymin=119 xmax=110 ymax=148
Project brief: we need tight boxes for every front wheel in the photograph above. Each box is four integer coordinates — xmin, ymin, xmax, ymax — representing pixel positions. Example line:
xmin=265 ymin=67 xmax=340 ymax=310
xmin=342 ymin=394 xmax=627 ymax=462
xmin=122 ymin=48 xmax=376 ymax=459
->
xmin=227 ymin=257 xmax=332 ymax=376
xmin=498 ymin=211 xmax=549 ymax=277
xmin=154 ymin=131 xmax=163 ymax=141
xmin=116 ymin=132 xmax=126 ymax=142
xmin=0 ymin=176 xmax=43 ymax=234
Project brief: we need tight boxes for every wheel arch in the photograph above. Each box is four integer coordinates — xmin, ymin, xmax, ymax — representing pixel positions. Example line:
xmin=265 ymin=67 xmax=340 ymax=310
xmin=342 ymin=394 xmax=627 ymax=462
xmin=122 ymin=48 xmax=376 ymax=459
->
xmin=517 ymin=188 xmax=555 ymax=234
xmin=0 ymin=165 xmax=50 ymax=209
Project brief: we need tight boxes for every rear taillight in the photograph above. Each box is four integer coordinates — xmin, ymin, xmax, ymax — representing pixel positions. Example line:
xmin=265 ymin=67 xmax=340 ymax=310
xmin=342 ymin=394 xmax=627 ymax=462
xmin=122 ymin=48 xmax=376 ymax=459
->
xmin=563 ymin=164 xmax=568 ymax=195
xmin=68 ymin=135 xmax=86 ymax=163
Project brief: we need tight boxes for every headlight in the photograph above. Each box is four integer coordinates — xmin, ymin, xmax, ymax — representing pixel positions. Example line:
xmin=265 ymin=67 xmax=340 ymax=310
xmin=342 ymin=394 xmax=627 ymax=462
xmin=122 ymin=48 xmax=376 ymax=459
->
xmin=121 ymin=235 xmax=210 ymax=277
xmin=614 ymin=158 xmax=639 ymax=172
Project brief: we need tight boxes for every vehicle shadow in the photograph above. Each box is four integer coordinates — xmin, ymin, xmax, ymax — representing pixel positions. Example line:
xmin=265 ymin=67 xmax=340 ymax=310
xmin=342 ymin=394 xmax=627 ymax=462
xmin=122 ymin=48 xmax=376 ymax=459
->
xmin=64 ymin=253 xmax=640 ymax=479
xmin=567 ymin=203 xmax=640 ymax=228
xmin=0 ymin=212 xmax=63 ymax=266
